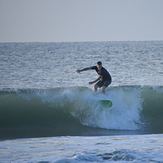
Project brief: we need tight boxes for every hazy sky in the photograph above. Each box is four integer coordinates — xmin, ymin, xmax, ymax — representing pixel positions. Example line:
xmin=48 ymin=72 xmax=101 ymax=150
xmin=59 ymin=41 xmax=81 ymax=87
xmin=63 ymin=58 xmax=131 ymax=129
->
xmin=0 ymin=0 xmax=163 ymax=42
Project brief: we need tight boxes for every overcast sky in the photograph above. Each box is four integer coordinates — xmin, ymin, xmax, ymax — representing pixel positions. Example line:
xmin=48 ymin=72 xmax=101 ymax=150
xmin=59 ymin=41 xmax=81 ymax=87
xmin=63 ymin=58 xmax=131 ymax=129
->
xmin=0 ymin=0 xmax=163 ymax=42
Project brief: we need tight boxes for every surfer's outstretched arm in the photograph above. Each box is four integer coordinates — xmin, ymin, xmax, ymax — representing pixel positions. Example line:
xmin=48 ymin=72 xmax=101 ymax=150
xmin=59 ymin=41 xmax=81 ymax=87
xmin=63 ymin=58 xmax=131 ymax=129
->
xmin=76 ymin=67 xmax=92 ymax=73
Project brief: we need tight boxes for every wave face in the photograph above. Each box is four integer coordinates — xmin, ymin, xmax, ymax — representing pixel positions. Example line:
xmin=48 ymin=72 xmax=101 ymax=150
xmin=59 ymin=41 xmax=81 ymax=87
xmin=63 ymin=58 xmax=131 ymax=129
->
xmin=0 ymin=86 xmax=163 ymax=138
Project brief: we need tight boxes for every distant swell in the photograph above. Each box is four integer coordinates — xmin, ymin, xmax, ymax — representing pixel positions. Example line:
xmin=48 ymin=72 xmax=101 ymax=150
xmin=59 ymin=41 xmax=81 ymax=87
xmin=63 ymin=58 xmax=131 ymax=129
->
xmin=0 ymin=86 xmax=163 ymax=139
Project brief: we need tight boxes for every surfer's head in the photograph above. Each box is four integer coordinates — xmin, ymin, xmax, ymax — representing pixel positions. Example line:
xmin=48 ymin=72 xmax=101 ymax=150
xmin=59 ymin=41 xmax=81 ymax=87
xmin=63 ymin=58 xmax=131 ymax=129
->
xmin=97 ymin=61 xmax=102 ymax=70
xmin=97 ymin=61 xmax=102 ymax=66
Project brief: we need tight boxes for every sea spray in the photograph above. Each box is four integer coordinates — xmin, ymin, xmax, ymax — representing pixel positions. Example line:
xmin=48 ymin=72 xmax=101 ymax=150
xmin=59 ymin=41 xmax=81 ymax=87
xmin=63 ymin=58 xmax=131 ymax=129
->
xmin=69 ymin=86 xmax=143 ymax=130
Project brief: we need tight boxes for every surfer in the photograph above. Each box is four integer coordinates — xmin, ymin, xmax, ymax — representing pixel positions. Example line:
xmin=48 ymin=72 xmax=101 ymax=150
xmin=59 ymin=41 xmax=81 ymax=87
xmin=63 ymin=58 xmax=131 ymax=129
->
xmin=76 ymin=61 xmax=112 ymax=93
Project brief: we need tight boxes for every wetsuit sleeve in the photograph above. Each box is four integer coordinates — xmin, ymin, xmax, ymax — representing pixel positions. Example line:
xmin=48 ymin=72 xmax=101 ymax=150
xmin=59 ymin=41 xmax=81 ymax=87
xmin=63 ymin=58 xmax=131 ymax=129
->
xmin=91 ymin=66 xmax=96 ymax=70
xmin=91 ymin=66 xmax=99 ymax=73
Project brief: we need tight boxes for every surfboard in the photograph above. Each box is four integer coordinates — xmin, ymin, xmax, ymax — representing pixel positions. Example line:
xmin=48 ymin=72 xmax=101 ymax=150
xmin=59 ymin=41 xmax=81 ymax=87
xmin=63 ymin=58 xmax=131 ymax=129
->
xmin=99 ymin=100 xmax=112 ymax=107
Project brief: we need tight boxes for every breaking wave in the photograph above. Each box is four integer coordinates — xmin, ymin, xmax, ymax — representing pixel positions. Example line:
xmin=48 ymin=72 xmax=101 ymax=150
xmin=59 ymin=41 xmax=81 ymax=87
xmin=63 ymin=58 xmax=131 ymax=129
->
xmin=0 ymin=85 xmax=163 ymax=138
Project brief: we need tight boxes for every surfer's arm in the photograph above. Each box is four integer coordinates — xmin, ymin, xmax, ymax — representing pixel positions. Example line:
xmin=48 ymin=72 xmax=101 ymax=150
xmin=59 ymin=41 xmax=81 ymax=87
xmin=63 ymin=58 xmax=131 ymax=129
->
xmin=89 ymin=75 xmax=101 ymax=85
xmin=76 ymin=67 xmax=92 ymax=73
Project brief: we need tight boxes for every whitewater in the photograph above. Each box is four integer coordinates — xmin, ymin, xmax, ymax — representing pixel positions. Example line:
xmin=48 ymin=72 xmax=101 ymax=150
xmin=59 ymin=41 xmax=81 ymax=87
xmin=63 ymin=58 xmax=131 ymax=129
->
xmin=0 ymin=41 xmax=163 ymax=162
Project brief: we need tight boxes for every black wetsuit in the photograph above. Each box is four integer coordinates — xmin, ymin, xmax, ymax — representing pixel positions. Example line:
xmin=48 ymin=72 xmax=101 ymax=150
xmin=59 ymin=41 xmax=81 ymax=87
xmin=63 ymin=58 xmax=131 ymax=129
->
xmin=91 ymin=66 xmax=112 ymax=87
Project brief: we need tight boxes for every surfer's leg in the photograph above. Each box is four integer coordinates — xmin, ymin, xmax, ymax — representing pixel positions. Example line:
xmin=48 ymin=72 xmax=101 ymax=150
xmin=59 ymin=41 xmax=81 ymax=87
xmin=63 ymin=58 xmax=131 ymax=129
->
xmin=102 ymin=86 xmax=106 ymax=93
xmin=102 ymin=80 xmax=111 ymax=93
xmin=94 ymin=84 xmax=98 ymax=92
xmin=94 ymin=80 xmax=103 ymax=92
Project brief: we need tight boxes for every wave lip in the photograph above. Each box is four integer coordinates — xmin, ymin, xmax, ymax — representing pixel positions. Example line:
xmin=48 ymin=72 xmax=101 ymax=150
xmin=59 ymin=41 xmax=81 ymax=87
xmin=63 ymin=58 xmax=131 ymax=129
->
xmin=0 ymin=85 xmax=163 ymax=138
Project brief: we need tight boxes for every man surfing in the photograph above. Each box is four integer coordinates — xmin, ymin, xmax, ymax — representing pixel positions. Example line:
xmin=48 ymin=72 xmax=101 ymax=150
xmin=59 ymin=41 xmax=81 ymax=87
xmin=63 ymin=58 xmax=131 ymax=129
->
xmin=76 ymin=61 xmax=112 ymax=93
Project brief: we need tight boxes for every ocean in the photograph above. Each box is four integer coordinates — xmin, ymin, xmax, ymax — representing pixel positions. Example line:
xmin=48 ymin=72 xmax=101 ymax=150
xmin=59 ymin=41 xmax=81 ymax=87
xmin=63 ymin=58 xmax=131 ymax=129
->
xmin=0 ymin=41 xmax=163 ymax=162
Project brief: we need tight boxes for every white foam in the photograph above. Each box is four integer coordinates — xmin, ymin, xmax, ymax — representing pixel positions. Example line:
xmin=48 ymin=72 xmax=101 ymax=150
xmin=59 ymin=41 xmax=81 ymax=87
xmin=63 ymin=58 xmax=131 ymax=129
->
xmin=69 ymin=86 xmax=143 ymax=130
xmin=16 ymin=86 xmax=144 ymax=130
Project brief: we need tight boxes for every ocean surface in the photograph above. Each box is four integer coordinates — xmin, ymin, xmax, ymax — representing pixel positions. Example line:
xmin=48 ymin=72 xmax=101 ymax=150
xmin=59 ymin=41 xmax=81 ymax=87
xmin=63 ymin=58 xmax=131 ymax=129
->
xmin=0 ymin=41 xmax=163 ymax=162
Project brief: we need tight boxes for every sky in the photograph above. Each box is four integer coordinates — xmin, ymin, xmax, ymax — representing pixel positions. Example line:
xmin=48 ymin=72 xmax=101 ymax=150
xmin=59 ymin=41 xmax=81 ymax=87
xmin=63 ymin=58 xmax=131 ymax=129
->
xmin=0 ymin=0 xmax=163 ymax=42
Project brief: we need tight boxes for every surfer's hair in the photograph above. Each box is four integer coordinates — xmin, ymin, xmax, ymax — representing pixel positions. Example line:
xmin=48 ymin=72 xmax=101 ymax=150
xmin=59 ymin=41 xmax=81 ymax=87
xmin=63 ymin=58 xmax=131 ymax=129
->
xmin=97 ymin=61 xmax=102 ymax=66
